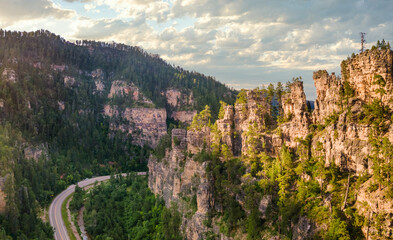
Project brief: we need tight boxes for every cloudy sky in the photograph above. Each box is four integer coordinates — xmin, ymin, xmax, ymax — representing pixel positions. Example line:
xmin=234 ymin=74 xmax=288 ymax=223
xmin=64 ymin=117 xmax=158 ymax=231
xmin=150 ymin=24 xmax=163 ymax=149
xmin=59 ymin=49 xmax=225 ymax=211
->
xmin=1 ymin=0 xmax=392 ymax=99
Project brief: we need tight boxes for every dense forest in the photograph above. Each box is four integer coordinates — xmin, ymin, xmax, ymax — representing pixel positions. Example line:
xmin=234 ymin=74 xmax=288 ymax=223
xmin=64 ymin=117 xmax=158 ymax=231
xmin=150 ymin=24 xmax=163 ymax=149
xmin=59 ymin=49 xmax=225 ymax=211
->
xmin=81 ymin=174 xmax=182 ymax=240
xmin=0 ymin=30 xmax=235 ymax=239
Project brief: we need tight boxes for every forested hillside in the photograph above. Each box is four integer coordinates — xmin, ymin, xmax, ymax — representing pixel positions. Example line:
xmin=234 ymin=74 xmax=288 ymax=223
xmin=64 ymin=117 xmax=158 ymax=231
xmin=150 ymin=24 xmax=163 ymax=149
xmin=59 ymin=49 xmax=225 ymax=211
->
xmin=0 ymin=29 xmax=235 ymax=239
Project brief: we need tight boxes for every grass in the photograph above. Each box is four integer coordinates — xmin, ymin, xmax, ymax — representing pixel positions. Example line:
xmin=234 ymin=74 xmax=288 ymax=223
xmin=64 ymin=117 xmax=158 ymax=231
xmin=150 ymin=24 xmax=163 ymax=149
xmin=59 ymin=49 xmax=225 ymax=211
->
xmin=61 ymin=193 xmax=77 ymax=240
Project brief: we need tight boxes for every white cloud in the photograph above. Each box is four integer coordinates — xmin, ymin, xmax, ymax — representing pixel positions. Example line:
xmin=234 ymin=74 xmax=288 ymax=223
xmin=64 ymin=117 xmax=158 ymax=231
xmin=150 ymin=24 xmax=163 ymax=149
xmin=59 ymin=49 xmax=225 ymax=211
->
xmin=2 ymin=0 xmax=393 ymax=99
xmin=0 ymin=0 xmax=74 ymax=26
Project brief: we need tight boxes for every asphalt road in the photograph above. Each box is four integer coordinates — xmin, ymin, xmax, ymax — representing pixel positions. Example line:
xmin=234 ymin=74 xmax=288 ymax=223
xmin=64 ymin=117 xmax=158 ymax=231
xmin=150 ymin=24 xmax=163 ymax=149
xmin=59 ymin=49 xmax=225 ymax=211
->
xmin=49 ymin=173 xmax=146 ymax=240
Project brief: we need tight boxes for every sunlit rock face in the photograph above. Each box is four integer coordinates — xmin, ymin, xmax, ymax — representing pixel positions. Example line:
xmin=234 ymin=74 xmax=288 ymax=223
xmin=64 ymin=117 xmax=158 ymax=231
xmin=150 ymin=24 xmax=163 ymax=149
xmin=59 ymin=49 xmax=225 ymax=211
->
xmin=104 ymin=105 xmax=167 ymax=148
xmin=312 ymin=70 xmax=342 ymax=124
xmin=171 ymin=110 xmax=197 ymax=125
xmin=342 ymin=49 xmax=393 ymax=106
xmin=148 ymin=129 xmax=209 ymax=239
xmin=280 ymin=81 xmax=310 ymax=148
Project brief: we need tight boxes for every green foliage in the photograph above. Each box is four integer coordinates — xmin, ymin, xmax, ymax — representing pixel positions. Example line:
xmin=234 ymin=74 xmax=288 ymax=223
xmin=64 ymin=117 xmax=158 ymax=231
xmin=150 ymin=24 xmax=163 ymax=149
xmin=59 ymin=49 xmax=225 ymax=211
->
xmin=341 ymin=60 xmax=350 ymax=81
xmin=153 ymin=134 xmax=172 ymax=161
xmin=371 ymin=39 xmax=391 ymax=51
xmin=373 ymin=74 xmax=386 ymax=101
xmin=173 ymin=136 xmax=180 ymax=146
xmin=83 ymin=175 xmax=180 ymax=240
xmin=340 ymin=80 xmax=354 ymax=108
xmin=325 ymin=209 xmax=351 ymax=240
xmin=206 ymin=156 xmax=246 ymax=236
xmin=69 ymin=185 xmax=84 ymax=212
xmin=218 ymin=101 xmax=228 ymax=119
xmin=194 ymin=148 xmax=211 ymax=163
xmin=0 ymin=125 xmax=55 ymax=239
xmin=235 ymin=89 xmax=247 ymax=104
xmin=325 ymin=112 xmax=339 ymax=126
xmin=189 ymin=105 xmax=212 ymax=130
xmin=160 ymin=203 xmax=182 ymax=240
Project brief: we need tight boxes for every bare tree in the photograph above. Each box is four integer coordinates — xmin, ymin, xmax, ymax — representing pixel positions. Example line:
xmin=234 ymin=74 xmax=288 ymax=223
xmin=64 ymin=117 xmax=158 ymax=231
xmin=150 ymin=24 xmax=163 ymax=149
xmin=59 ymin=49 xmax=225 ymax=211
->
xmin=360 ymin=32 xmax=367 ymax=52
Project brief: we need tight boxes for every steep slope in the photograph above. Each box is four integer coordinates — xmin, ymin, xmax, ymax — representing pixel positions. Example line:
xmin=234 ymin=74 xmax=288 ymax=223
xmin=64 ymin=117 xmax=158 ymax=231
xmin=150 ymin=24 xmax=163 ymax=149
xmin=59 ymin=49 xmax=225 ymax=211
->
xmin=149 ymin=47 xmax=393 ymax=239
xmin=0 ymin=29 xmax=236 ymax=239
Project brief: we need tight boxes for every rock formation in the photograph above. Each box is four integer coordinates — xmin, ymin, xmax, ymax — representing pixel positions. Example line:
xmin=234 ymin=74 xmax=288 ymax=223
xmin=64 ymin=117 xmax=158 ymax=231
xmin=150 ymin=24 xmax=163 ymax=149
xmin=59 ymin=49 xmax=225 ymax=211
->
xmin=341 ymin=49 xmax=393 ymax=106
xmin=2 ymin=68 xmax=17 ymax=83
xmin=280 ymin=81 xmax=310 ymax=148
xmin=105 ymin=105 xmax=167 ymax=148
xmin=148 ymin=49 xmax=393 ymax=239
xmin=312 ymin=70 xmax=342 ymax=124
xmin=165 ymin=88 xmax=194 ymax=108
xmin=171 ymin=110 xmax=197 ymax=125
xmin=149 ymin=129 xmax=210 ymax=239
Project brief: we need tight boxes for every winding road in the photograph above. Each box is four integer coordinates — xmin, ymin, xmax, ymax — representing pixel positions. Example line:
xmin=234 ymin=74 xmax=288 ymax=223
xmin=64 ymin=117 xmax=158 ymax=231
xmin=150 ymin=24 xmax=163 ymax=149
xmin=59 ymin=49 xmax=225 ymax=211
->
xmin=49 ymin=173 xmax=146 ymax=240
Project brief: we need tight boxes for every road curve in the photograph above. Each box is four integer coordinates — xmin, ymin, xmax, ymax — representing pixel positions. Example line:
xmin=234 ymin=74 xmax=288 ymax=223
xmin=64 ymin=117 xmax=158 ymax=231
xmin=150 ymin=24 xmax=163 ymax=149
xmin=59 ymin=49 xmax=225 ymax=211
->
xmin=49 ymin=173 xmax=145 ymax=240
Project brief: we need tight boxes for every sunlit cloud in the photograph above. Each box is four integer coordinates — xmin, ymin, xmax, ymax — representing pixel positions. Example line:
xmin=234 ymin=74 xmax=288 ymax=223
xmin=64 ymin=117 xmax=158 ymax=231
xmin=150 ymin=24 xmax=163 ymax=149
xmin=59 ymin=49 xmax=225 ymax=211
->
xmin=1 ymin=0 xmax=393 ymax=100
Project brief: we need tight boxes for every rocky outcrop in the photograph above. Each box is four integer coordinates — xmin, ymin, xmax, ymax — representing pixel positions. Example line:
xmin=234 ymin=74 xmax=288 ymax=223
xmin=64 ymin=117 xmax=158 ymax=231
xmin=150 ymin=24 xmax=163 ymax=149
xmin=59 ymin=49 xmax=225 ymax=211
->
xmin=312 ymin=114 xmax=371 ymax=173
xmin=108 ymin=80 xmax=138 ymax=99
xmin=24 ymin=144 xmax=48 ymax=161
xmin=64 ymin=76 xmax=76 ymax=87
xmin=171 ymin=110 xmax=197 ymax=125
xmin=292 ymin=216 xmax=317 ymax=240
xmin=187 ymin=127 xmax=211 ymax=154
xmin=105 ymin=80 xmax=167 ymax=147
xmin=216 ymin=105 xmax=234 ymax=151
xmin=110 ymin=107 xmax=167 ymax=148
xmin=108 ymin=80 xmax=153 ymax=105
xmin=2 ymin=68 xmax=17 ymax=83
xmin=164 ymin=88 xmax=194 ymax=108
xmin=148 ymin=49 xmax=393 ymax=240
xmin=90 ymin=69 xmax=105 ymax=93
xmin=233 ymin=91 xmax=272 ymax=155
xmin=149 ymin=129 xmax=210 ymax=239
xmin=280 ymin=81 xmax=310 ymax=148
xmin=342 ymin=49 xmax=393 ymax=106
xmin=312 ymin=71 xmax=342 ymax=124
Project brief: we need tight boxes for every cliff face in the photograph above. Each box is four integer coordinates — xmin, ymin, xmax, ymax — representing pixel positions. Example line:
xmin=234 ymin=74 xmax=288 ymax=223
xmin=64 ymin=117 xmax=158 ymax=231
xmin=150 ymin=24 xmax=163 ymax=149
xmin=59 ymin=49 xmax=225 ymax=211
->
xmin=148 ymin=129 xmax=210 ymax=239
xmin=104 ymin=105 xmax=167 ymax=148
xmin=281 ymin=81 xmax=310 ymax=148
xmin=171 ymin=110 xmax=197 ymax=125
xmin=123 ymin=108 xmax=167 ymax=147
xmin=312 ymin=70 xmax=341 ymax=124
xmin=342 ymin=49 xmax=393 ymax=106
xmin=310 ymin=49 xmax=393 ymax=175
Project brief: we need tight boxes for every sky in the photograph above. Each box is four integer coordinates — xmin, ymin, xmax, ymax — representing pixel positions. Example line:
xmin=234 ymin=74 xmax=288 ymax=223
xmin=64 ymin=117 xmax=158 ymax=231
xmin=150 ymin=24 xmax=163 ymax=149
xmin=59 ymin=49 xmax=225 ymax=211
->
xmin=0 ymin=0 xmax=392 ymax=100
